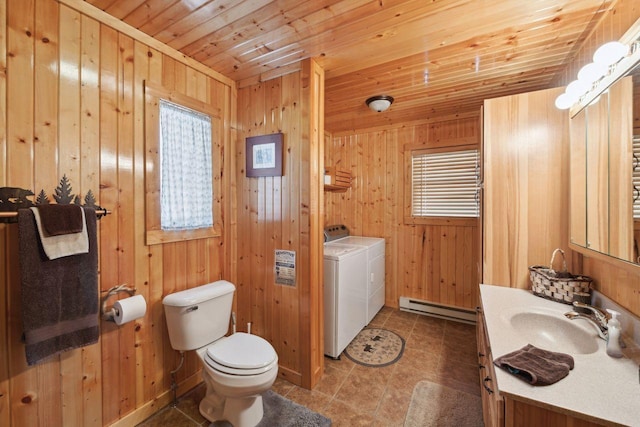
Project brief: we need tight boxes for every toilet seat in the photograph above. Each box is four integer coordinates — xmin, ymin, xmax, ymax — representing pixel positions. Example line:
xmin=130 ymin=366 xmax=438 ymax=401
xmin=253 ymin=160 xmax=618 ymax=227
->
xmin=205 ymin=333 xmax=277 ymax=376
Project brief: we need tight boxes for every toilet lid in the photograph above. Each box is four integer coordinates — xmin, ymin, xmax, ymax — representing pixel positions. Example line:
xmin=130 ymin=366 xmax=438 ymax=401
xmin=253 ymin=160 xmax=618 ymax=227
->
xmin=206 ymin=333 xmax=277 ymax=370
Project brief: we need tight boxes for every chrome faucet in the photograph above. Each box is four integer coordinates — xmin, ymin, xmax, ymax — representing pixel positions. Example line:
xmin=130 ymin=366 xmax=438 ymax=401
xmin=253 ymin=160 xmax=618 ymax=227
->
xmin=564 ymin=301 xmax=609 ymax=340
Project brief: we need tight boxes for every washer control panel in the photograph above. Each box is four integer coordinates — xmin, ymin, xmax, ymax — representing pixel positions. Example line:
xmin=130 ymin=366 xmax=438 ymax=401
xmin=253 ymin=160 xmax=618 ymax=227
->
xmin=323 ymin=224 xmax=349 ymax=242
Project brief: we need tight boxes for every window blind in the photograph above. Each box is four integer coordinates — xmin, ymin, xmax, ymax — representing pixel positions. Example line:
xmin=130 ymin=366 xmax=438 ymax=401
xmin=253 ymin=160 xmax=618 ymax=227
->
xmin=633 ymin=136 xmax=640 ymax=219
xmin=411 ymin=149 xmax=479 ymax=217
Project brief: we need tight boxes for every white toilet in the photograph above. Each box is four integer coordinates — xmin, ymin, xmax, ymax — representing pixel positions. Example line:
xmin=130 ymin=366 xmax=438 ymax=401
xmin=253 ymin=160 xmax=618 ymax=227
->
xmin=163 ymin=280 xmax=278 ymax=427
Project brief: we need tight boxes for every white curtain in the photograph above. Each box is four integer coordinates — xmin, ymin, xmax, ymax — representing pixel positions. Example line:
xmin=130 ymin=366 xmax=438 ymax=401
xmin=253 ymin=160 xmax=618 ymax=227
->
xmin=159 ymin=99 xmax=213 ymax=230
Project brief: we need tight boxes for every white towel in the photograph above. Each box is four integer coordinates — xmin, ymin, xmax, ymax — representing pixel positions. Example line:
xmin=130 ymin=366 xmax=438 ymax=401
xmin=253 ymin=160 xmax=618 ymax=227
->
xmin=30 ymin=207 xmax=89 ymax=260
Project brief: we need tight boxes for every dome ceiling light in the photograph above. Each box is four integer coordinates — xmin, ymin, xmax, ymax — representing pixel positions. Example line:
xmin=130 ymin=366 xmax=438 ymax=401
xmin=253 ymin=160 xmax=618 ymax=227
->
xmin=365 ymin=95 xmax=394 ymax=112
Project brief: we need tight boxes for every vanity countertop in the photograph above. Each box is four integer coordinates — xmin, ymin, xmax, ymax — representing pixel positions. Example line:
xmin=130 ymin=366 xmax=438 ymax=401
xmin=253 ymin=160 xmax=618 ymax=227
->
xmin=480 ymin=284 xmax=640 ymax=427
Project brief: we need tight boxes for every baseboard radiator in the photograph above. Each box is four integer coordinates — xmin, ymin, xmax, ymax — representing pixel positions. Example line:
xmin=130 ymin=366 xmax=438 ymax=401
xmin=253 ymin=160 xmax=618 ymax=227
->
xmin=399 ymin=297 xmax=476 ymax=324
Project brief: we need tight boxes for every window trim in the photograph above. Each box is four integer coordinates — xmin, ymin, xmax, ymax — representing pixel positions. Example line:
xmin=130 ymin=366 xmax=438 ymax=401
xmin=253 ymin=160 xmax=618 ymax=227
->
xmin=403 ymin=143 xmax=479 ymax=227
xmin=144 ymin=81 xmax=223 ymax=245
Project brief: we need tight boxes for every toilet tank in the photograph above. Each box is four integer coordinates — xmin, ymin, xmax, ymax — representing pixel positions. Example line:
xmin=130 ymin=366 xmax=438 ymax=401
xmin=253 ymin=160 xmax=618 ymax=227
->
xmin=162 ymin=280 xmax=235 ymax=351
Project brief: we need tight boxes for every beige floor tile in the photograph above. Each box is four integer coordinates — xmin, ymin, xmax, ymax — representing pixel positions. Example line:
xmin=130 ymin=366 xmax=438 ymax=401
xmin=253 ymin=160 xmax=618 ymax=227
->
xmin=386 ymin=362 xmax=437 ymax=396
xmin=442 ymin=336 xmax=477 ymax=362
xmin=313 ymin=364 xmax=348 ymax=396
xmin=137 ymin=407 xmax=200 ymax=427
xmin=412 ymin=315 xmax=446 ymax=337
xmin=334 ymin=371 xmax=387 ymax=413
xmin=445 ymin=320 xmax=476 ymax=339
xmin=324 ymin=353 xmax=356 ymax=373
xmin=375 ymin=388 xmax=412 ymax=424
xmin=348 ymin=363 xmax=395 ymax=389
xmin=272 ymin=376 xmax=296 ymax=397
xmin=380 ymin=317 xmax=415 ymax=338
xmin=284 ymin=385 xmax=332 ymax=413
xmin=404 ymin=332 xmax=443 ymax=354
xmin=322 ymin=399 xmax=376 ymax=427
xmin=387 ymin=310 xmax=419 ymax=323
xmin=373 ymin=419 xmax=405 ymax=427
xmin=378 ymin=306 xmax=395 ymax=317
xmin=175 ymin=384 xmax=207 ymax=424
xmin=436 ymin=357 xmax=481 ymax=396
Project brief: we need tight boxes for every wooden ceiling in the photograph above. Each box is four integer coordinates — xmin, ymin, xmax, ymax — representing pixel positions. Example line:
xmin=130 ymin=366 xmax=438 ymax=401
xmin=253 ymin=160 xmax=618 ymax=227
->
xmin=86 ymin=0 xmax=612 ymax=132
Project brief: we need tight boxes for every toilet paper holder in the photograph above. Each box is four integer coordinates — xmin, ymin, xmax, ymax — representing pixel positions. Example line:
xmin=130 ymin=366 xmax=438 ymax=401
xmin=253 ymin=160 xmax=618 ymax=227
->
xmin=101 ymin=284 xmax=137 ymax=322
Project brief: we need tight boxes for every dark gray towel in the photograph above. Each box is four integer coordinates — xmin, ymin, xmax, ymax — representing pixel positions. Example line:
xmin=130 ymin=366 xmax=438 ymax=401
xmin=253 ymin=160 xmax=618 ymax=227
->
xmin=37 ymin=204 xmax=84 ymax=235
xmin=493 ymin=344 xmax=574 ymax=386
xmin=18 ymin=207 xmax=99 ymax=365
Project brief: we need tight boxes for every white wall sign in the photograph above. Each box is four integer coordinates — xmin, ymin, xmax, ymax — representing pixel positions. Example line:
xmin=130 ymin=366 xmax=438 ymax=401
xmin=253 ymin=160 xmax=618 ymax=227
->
xmin=275 ymin=250 xmax=296 ymax=286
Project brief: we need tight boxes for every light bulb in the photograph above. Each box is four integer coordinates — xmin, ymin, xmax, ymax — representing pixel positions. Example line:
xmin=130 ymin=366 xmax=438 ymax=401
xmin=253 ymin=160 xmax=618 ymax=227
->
xmin=577 ymin=62 xmax=607 ymax=84
xmin=593 ymin=41 xmax=629 ymax=66
xmin=566 ymin=80 xmax=589 ymax=99
xmin=555 ymin=93 xmax=573 ymax=110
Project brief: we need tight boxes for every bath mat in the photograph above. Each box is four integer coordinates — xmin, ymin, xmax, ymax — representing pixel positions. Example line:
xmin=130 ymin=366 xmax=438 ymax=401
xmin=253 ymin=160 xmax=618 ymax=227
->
xmin=344 ymin=328 xmax=405 ymax=367
xmin=404 ymin=381 xmax=483 ymax=427
xmin=210 ymin=390 xmax=331 ymax=427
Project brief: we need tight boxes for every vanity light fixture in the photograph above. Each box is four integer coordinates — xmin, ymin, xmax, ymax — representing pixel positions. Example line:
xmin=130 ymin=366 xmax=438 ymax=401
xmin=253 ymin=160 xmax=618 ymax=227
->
xmin=555 ymin=39 xmax=634 ymax=110
xmin=366 ymin=95 xmax=394 ymax=112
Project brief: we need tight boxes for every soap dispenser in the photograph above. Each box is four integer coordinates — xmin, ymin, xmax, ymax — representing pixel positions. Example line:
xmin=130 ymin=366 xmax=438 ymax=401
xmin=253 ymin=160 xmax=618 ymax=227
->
xmin=606 ymin=309 xmax=623 ymax=358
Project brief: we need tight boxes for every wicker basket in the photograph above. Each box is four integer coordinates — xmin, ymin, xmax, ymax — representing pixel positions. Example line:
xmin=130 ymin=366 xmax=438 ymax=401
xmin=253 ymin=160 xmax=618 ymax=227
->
xmin=529 ymin=248 xmax=593 ymax=305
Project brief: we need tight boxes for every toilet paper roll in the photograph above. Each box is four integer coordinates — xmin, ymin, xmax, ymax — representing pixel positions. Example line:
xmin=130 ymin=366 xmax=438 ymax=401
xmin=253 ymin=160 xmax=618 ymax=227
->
xmin=113 ymin=294 xmax=147 ymax=325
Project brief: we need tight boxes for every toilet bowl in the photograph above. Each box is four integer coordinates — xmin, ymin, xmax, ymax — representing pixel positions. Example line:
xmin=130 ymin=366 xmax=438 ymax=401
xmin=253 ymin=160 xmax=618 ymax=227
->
xmin=196 ymin=332 xmax=278 ymax=426
xmin=162 ymin=281 xmax=279 ymax=427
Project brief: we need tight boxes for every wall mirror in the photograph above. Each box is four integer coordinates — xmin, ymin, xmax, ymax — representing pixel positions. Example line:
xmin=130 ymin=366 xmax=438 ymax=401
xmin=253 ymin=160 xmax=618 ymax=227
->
xmin=569 ymin=32 xmax=640 ymax=265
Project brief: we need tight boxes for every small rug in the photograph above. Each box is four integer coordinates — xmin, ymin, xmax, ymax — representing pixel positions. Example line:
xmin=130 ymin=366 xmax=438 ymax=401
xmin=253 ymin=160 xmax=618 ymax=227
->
xmin=210 ymin=390 xmax=331 ymax=427
xmin=344 ymin=328 xmax=405 ymax=367
xmin=404 ymin=381 xmax=483 ymax=427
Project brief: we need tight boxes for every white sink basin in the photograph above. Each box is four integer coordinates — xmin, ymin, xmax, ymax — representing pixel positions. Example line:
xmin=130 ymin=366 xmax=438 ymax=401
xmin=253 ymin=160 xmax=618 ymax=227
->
xmin=507 ymin=311 xmax=599 ymax=355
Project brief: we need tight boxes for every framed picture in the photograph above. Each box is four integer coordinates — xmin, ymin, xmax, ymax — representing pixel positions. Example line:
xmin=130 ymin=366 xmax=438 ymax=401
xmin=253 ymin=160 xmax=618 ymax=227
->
xmin=246 ymin=133 xmax=283 ymax=177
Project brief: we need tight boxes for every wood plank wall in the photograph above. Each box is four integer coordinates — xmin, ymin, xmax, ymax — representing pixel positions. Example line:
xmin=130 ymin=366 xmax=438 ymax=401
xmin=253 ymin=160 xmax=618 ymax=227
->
xmin=554 ymin=0 xmax=640 ymax=317
xmin=483 ymin=87 xmax=572 ymax=289
xmin=235 ymin=60 xmax=324 ymax=389
xmin=325 ymin=114 xmax=481 ymax=310
xmin=0 ymin=0 xmax=235 ymax=425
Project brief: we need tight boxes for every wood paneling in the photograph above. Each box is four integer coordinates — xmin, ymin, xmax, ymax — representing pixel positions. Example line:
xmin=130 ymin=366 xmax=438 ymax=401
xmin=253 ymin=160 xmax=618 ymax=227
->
xmin=325 ymin=115 xmax=481 ymax=310
xmin=0 ymin=0 xmax=234 ymax=425
xmin=0 ymin=0 xmax=7 ymax=421
xmin=585 ymin=92 xmax=610 ymax=254
xmin=556 ymin=0 xmax=640 ymax=318
xmin=607 ymin=77 xmax=633 ymax=261
xmin=504 ymin=398 xmax=602 ymax=427
xmin=569 ymin=109 xmax=587 ymax=247
xmin=235 ymin=59 xmax=324 ymax=389
xmin=483 ymin=87 xmax=572 ymax=289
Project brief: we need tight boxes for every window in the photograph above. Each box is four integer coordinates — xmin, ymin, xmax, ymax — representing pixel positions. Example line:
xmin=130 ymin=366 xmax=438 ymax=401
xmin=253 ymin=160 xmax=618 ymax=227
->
xmin=145 ymin=82 xmax=222 ymax=245
xmin=159 ymin=100 xmax=213 ymax=230
xmin=405 ymin=145 xmax=479 ymax=225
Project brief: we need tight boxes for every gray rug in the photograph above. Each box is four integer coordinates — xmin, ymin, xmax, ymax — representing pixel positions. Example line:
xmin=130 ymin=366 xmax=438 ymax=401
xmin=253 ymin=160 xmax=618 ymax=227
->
xmin=211 ymin=390 xmax=331 ymax=427
xmin=404 ymin=381 xmax=483 ymax=427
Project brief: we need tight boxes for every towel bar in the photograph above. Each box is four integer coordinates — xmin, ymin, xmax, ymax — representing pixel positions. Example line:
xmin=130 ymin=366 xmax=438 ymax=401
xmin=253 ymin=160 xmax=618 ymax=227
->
xmin=0 ymin=209 xmax=110 ymax=220
xmin=101 ymin=284 xmax=136 ymax=322
xmin=0 ymin=181 xmax=110 ymax=223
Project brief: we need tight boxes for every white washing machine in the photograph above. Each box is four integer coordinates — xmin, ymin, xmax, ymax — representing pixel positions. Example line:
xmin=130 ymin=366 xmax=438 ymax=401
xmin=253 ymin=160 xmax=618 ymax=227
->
xmin=330 ymin=236 xmax=385 ymax=323
xmin=324 ymin=225 xmax=386 ymax=324
xmin=323 ymin=243 xmax=368 ymax=358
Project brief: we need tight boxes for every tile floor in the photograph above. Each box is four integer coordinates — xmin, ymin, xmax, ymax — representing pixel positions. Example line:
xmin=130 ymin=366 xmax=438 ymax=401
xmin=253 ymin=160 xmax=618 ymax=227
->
xmin=137 ymin=307 xmax=480 ymax=427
